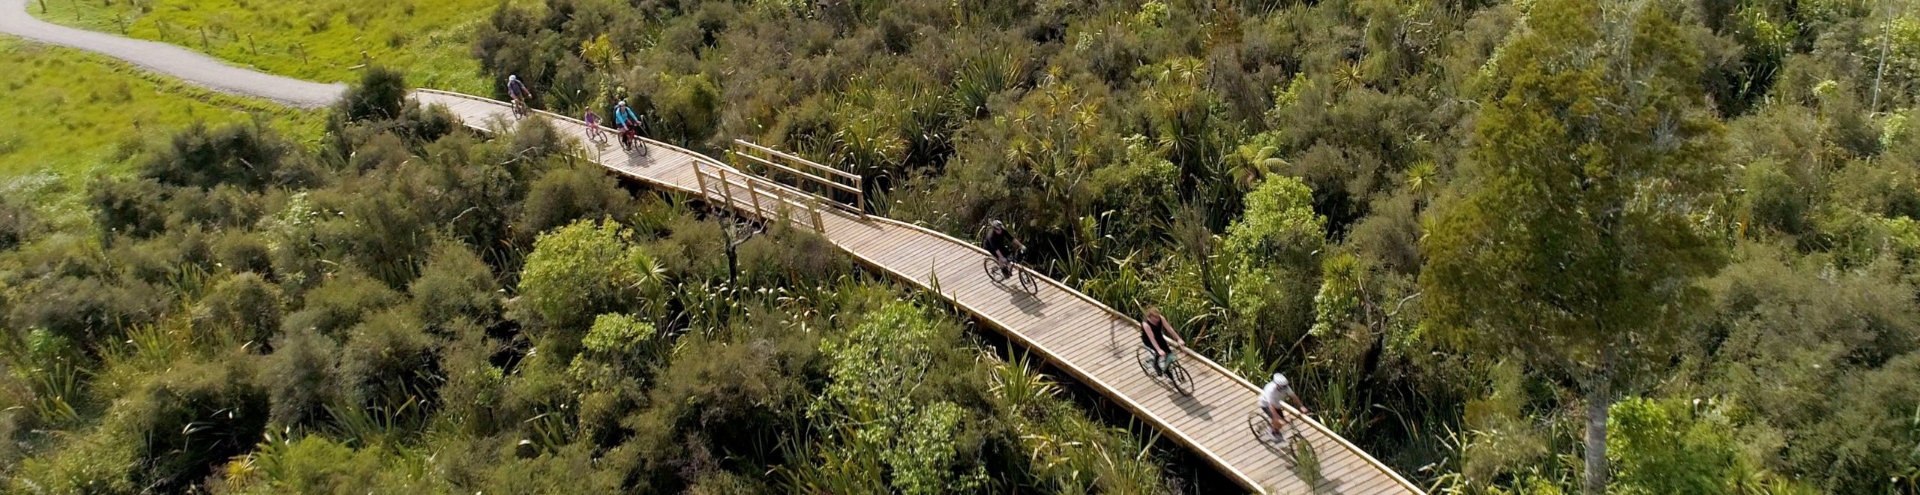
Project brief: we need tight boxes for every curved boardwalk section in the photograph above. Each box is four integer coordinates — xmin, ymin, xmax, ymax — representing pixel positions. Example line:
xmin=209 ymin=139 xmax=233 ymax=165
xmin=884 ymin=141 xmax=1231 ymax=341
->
xmin=415 ymin=90 xmax=1424 ymax=495
xmin=0 ymin=0 xmax=344 ymax=107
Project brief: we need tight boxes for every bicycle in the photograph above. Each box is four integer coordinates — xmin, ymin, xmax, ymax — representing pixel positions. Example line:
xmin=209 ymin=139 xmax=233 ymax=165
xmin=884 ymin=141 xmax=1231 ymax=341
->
xmin=583 ymin=119 xmax=606 ymax=146
xmin=511 ymin=97 xmax=530 ymax=119
xmin=617 ymin=124 xmax=646 ymax=155
xmin=1134 ymin=345 xmax=1193 ymax=395
xmin=1245 ymin=409 xmax=1315 ymax=466
xmin=982 ymin=250 xmax=1038 ymax=295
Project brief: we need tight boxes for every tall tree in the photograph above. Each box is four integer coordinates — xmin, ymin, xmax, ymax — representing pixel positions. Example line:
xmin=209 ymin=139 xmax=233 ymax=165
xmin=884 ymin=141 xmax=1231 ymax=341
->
xmin=1419 ymin=1 xmax=1730 ymax=493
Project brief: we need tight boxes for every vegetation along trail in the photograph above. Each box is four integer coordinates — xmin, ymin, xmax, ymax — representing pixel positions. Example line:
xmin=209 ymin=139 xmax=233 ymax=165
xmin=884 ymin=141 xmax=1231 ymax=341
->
xmin=11 ymin=0 xmax=1920 ymax=492
xmin=3 ymin=2 xmax=1413 ymax=492
xmin=0 ymin=0 xmax=342 ymax=107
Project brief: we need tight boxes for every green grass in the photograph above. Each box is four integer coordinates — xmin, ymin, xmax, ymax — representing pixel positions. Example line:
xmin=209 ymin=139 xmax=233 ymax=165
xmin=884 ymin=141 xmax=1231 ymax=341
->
xmin=27 ymin=0 xmax=498 ymax=94
xmin=0 ymin=38 xmax=322 ymax=228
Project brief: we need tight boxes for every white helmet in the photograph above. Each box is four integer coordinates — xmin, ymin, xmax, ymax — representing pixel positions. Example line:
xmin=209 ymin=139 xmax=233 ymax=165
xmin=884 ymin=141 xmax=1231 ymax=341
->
xmin=990 ymin=219 xmax=1004 ymax=229
xmin=1272 ymin=373 xmax=1288 ymax=387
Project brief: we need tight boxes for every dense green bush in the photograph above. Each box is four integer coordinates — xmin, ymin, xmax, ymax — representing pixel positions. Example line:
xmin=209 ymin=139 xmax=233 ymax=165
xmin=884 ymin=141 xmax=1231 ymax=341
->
xmin=139 ymin=122 xmax=307 ymax=191
xmin=1606 ymin=397 xmax=1744 ymax=495
xmin=408 ymin=240 xmax=501 ymax=328
xmin=1223 ymin=175 xmax=1324 ymax=349
xmin=87 ymin=176 xmax=169 ymax=239
xmin=194 ymin=272 xmax=284 ymax=349
xmin=282 ymin=269 xmax=401 ymax=337
xmin=340 ymin=66 xmax=409 ymax=123
xmin=14 ymin=359 xmax=267 ymax=493
xmin=0 ymin=193 xmax=39 ymax=250
xmin=336 ymin=307 xmax=441 ymax=424
xmin=514 ymin=219 xmax=662 ymax=344
xmin=514 ymin=164 xmax=636 ymax=242
xmin=259 ymin=327 xmax=339 ymax=429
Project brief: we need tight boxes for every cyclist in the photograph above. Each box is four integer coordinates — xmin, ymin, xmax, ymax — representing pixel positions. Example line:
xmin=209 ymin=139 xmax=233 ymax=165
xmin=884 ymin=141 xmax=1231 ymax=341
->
xmin=583 ymin=108 xmax=605 ymax=144
xmin=506 ymin=75 xmax=531 ymax=112
xmin=613 ymin=99 xmax=641 ymax=149
xmin=1258 ymin=373 xmax=1310 ymax=445
xmin=1139 ymin=306 xmax=1185 ymax=374
xmin=982 ymin=219 xmax=1024 ymax=277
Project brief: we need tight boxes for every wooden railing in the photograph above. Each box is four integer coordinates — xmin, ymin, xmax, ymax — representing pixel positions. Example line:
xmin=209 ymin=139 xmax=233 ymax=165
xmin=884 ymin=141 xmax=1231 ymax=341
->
xmin=728 ymin=139 xmax=865 ymax=214
xmin=691 ymin=159 xmax=827 ymax=232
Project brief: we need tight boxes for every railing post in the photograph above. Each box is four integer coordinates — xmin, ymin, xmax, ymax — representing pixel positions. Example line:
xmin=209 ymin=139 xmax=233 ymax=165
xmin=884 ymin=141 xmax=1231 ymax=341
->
xmin=717 ymin=167 xmax=735 ymax=211
xmin=811 ymin=200 xmax=825 ymax=232
xmin=692 ymin=159 xmax=709 ymax=200
xmin=745 ymin=178 xmax=763 ymax=219
xmin=856 ymin=182 xmax=866 ymax=215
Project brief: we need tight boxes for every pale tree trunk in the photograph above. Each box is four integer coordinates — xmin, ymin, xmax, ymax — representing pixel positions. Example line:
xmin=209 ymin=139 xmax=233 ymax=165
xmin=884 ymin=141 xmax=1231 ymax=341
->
xmin=1583 ymin=381 xmax=1613 ymax=495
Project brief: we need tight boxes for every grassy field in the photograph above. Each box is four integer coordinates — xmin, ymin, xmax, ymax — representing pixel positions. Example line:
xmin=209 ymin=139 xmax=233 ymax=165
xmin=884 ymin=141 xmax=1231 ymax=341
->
xmin=0 ymin=38 xmax=322 ymax=228
xmin=27 ymin=0 xmax=497 ymax=94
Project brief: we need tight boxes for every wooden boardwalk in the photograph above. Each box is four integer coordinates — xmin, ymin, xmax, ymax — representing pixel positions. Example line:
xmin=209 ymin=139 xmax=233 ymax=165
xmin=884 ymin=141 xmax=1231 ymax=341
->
xmin=415 ymin=90 xmax=1424 ymax=495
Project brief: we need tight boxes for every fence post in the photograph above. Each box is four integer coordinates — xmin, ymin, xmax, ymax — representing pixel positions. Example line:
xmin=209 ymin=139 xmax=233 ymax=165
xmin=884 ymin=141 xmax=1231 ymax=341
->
xmin=745 ymin=178 xmax=763 ymax=219
xmin=691 ymin=160 xmax=708 ymax=201
xmin=717 ymin=168 xmax=735 ymax=212
xmin=856 ymin=183 xmax=867 ymax=216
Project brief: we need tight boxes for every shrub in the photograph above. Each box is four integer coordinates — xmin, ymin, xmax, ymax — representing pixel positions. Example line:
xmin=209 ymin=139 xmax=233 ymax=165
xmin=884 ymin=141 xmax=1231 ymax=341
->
xmin=259 ymin=327 xmax=339 ymax=429
xmin=87 ymin=176 xmax=169 ymax=239
xmin=434 ymin=326 xmax=505 ymax=437
xmin=194 ymin=272 xmax=285 ymax=349
xmin=515 ymin=220 xmax=662 ymax=344
xmin=213 ymin=230 xmax=275 ymax=278
xmin=0 ymin=193 xmax=38 ymax=250
xmin=1224 ymin=175 xmax=1325 ymax=345
xmin=733 ymin=225 xmax=850 ymax=288
xmin=628 ymin=317 xmax=818 ymax=491
xmin=225 ymin=435 xmax=448 ymax=494
xmin=1607 ymin=397 xmax=1743 ymax=495
xmin=108 ymin=226 xmax=214 ymax=286
xmin=1741 ymin=159 xmax=1811 ymax=235
xmin=15 ymin=359 xmax=268 ymax=493
xmin=651 ymin=72 xmax=721 ymax=146
xmin=164 ymin=184 xmax=269 ymax=230
xmin=138 ymin=122 xmax=304 ymax=191
xmin=341 ymin=66 xmax=410 ymax=122
xmin=6 ymin=275 xmax=166 ymax=348
xmin=514 ymin=164 xmax=635 ymax=243
xmin=336 ymin=308 xmax=441 ymax=423
xmin=282 ymin=269 xmax=402 ymax=337
xmin=408 ymin=240 xmax=501 ymax=327
xmin=475 ymin=442 xmax=628 ymax=494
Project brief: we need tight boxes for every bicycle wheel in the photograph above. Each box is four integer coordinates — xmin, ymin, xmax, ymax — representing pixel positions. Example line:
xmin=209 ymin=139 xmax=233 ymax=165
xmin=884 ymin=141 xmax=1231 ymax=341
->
xmin=1016 ymin=269 xmax=1038 ymax=295
xmin=981 ymin=258 xmax=1008 ymax=283
xmin=1167 ymin=361 xmax=1194 ymax=396
xmin=1246 ymin=412 xmax=1272 ymax=443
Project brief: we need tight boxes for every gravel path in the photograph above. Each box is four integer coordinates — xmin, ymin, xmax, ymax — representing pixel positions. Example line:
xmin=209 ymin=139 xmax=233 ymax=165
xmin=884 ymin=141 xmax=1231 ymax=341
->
xmin=1 ymin=0 xmax=344 ymax=108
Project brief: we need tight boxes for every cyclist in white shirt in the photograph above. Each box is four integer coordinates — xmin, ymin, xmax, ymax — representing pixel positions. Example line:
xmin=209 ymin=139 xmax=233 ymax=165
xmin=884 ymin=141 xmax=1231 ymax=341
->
xmin=1258 ymin=373 xmax=1310 ymax=443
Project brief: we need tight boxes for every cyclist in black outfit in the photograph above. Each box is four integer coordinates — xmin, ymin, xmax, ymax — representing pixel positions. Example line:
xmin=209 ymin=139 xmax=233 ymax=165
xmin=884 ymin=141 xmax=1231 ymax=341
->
xmin=982 ymin=219 xmax=1024 ymax=278
xmin=1140 ymin=306 xmax=1185 ymax=373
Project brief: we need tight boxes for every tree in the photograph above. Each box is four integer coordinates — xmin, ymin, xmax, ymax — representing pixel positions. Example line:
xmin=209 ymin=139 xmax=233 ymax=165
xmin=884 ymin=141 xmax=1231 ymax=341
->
xmin=340 ymin=66 xmax=409 ymax=122
xmin=1606 ymin=397 xmax=1742 ymax=495
xmin=1224 ymin=175 xmax=1326 ymax=352
xmin=515 ymin=219 xmax=664 ymax=354
xmin=1420 ymin=1 xmax=1730 ymax=493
